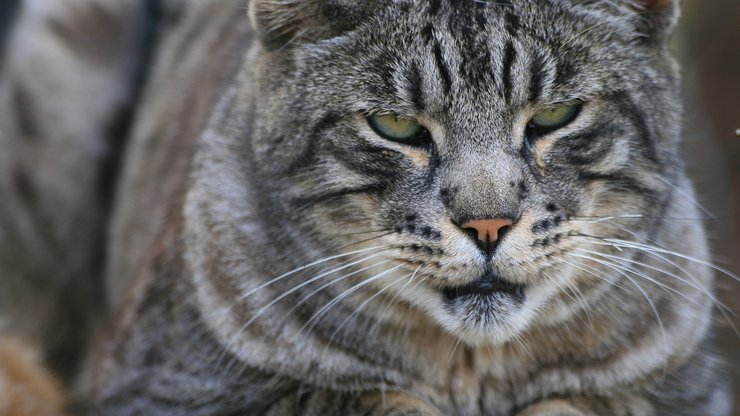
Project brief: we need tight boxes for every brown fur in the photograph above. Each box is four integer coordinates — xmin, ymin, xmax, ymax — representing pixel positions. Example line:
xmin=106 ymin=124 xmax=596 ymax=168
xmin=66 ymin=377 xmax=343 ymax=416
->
xmin=0 ymin=338 xmax=66 ymax=416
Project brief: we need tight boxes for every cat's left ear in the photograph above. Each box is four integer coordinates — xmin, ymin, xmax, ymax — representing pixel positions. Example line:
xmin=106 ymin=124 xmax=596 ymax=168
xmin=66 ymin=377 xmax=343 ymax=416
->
xmin=629 ymin=0 xmax=681 ymax=44
xmin=249 ymin=0 xmax=390 ymax=50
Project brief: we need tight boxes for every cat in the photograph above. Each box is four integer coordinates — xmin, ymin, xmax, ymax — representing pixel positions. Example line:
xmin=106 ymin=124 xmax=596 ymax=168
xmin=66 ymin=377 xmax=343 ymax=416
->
xmin=0 ymin=0 xmax=732 ymax=414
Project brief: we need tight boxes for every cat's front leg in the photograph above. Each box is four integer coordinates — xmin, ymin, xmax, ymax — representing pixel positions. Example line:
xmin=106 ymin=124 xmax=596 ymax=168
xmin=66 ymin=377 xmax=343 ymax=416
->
xmin=516 ymin=396 xmax=654 ymax=416
xmin=266 ymin=391 xmax=441 ymax=416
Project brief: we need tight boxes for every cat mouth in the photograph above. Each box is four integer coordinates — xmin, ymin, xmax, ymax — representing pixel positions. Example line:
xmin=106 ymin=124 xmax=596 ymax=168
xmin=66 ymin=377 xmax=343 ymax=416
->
xmin=441 ymin=271 xmax=525 ymax=303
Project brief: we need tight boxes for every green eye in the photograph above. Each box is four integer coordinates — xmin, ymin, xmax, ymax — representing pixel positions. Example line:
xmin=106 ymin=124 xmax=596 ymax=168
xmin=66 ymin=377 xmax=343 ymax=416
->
xmin=528 ymin=103 xmax=582 ymax=136
xmin=368 ymin=114 xmax=430 ymax=147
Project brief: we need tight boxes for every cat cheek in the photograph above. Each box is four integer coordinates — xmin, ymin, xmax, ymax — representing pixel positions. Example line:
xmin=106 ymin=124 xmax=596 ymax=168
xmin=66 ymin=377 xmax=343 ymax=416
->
xmin=402 ymin=148 xmax=431 ymax=168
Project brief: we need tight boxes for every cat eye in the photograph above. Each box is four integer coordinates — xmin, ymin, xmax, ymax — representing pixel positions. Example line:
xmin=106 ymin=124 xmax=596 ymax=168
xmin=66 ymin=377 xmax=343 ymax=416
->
xmin=526 ymin=103 xmax=582 ymax=137
xmin=367 ymin=114 xmax=431 ymax=147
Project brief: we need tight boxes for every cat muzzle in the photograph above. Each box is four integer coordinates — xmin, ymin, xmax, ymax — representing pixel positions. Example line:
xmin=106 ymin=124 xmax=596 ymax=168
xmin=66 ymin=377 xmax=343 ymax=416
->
xmin=442 ymin=270 xmax=525 ymax=302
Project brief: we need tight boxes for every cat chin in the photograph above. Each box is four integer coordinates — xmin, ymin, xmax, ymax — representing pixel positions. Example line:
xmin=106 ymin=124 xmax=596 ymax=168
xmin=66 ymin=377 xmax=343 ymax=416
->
xmin=440 ymin=317 xmax=533 ymax=347
xmin=434 ymin=278 xmax=591 ymax=345
xmin=431 ymin=292 xmax=537 ymax=346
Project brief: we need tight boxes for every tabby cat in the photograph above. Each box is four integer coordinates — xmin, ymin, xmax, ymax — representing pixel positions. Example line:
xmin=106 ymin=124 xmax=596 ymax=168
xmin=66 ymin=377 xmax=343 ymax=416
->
xmin=0 ymin=0 xmax=732 ymax=414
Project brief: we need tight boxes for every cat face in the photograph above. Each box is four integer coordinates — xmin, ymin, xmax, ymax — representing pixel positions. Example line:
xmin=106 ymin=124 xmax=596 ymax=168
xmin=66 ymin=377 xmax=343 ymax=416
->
xmin=247 ymin=1 xmax=681 ymax=345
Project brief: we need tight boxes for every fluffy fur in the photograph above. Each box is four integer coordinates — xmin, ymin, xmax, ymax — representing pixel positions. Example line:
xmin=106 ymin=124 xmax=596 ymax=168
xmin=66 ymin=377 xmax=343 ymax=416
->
xmin=0 ymin=0 xmax=732 ymax=414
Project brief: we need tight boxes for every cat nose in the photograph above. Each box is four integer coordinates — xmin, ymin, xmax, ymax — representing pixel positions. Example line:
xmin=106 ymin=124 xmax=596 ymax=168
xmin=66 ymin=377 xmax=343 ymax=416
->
xmin=460 ymin=218 xmax=514 ymax=257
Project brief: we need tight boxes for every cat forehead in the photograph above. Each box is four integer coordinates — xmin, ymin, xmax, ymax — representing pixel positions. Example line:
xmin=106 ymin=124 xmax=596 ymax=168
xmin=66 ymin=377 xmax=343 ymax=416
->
xmin=334 ymin=1 xmax=641 ymax=60
xmin=362 ymin=1 xmax=634 ymax=33
xmin=298 ymin=2 xmax=641 ymax=108
xmin=254 ymin=0 xmax=676 ymax=54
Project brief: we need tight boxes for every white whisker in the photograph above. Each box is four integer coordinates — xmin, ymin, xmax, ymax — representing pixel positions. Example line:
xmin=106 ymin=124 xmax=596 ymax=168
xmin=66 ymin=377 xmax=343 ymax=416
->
xmin=656 ymin=174 xmax=716 ymax=220
xmin=239 ymin=245 xmax=391 ymax=301
xmin=321 ymin=270 xmax=415 ymax=356
xmin=279 ymin=260 xmax=396 ymax=325
xmin=542 ymin=269 xmax=595 ymax=327
xmin=597 ymin=238 xmax=739 ymax=283
xmin=297 ymin=264 xmax=405 ymax=339
xmin=568 ymin=253 xmax=669 ymax=357
xmin=574 ymin=247 xmax=732 ymax=316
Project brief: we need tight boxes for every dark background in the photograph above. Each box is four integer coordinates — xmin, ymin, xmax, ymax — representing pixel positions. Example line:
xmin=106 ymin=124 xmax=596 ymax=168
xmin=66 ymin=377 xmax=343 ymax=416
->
xmin=0 ymin=0 xmax=738 ymax=411
xmin=677 ymin=0 xmax=740 ymax=411
xmin=0 ymin=0 xmax=18 ymax=49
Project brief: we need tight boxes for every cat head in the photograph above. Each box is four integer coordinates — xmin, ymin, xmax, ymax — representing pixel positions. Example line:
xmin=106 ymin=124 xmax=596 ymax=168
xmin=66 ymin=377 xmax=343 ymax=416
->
xmin=241 ymin=0 xmax=687 ymax=345
xmin=249 ymin=0 xmax=681 ymax=48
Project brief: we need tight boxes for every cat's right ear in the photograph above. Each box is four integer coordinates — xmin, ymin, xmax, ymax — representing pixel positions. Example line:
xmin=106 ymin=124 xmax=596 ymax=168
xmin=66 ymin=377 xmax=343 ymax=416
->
xmin=628 ymin=0 xmax=681 ymax=44
xmin=249 ymin=0 xmax=388 ymax=50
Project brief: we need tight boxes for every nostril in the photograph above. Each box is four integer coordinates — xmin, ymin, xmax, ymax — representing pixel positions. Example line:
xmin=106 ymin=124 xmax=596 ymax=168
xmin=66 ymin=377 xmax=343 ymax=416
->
xmin=498 ymin=225 xmax=511 ymax=240
xmin=463 ymin=227 xmax=479 ymax=243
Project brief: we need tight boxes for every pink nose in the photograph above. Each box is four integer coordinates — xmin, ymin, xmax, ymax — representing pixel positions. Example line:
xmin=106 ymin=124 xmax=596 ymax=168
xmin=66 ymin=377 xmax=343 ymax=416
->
xmin=461 ymin=218 xmax=514 ymax=244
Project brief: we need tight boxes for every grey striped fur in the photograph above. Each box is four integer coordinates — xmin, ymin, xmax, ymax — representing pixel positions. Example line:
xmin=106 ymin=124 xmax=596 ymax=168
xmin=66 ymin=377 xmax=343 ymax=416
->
xmin=0 ymin=0 xmax=732 ymax=414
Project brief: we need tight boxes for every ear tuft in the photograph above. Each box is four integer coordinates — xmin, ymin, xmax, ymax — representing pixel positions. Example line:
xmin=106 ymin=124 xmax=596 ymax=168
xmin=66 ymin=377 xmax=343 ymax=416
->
xmin=631 ymin=0 xmax=681 ymax=44
xmin=249 ymin=0 xmax=389 ymax=50
xmin=249 ymin=0 xmax=325 ymax=50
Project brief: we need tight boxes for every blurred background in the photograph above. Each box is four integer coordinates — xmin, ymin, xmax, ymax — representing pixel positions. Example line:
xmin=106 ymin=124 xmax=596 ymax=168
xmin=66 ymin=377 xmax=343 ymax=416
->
xmin=0 ymin=0 xmax=738 ymax=411
xmin=676 ymin=0 xmax=740 ymax=410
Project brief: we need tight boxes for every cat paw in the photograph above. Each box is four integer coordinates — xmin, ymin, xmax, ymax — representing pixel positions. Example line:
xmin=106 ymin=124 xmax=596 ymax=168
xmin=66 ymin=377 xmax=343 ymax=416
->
xmin=516 ymin=400 xmax=585 ymax=416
